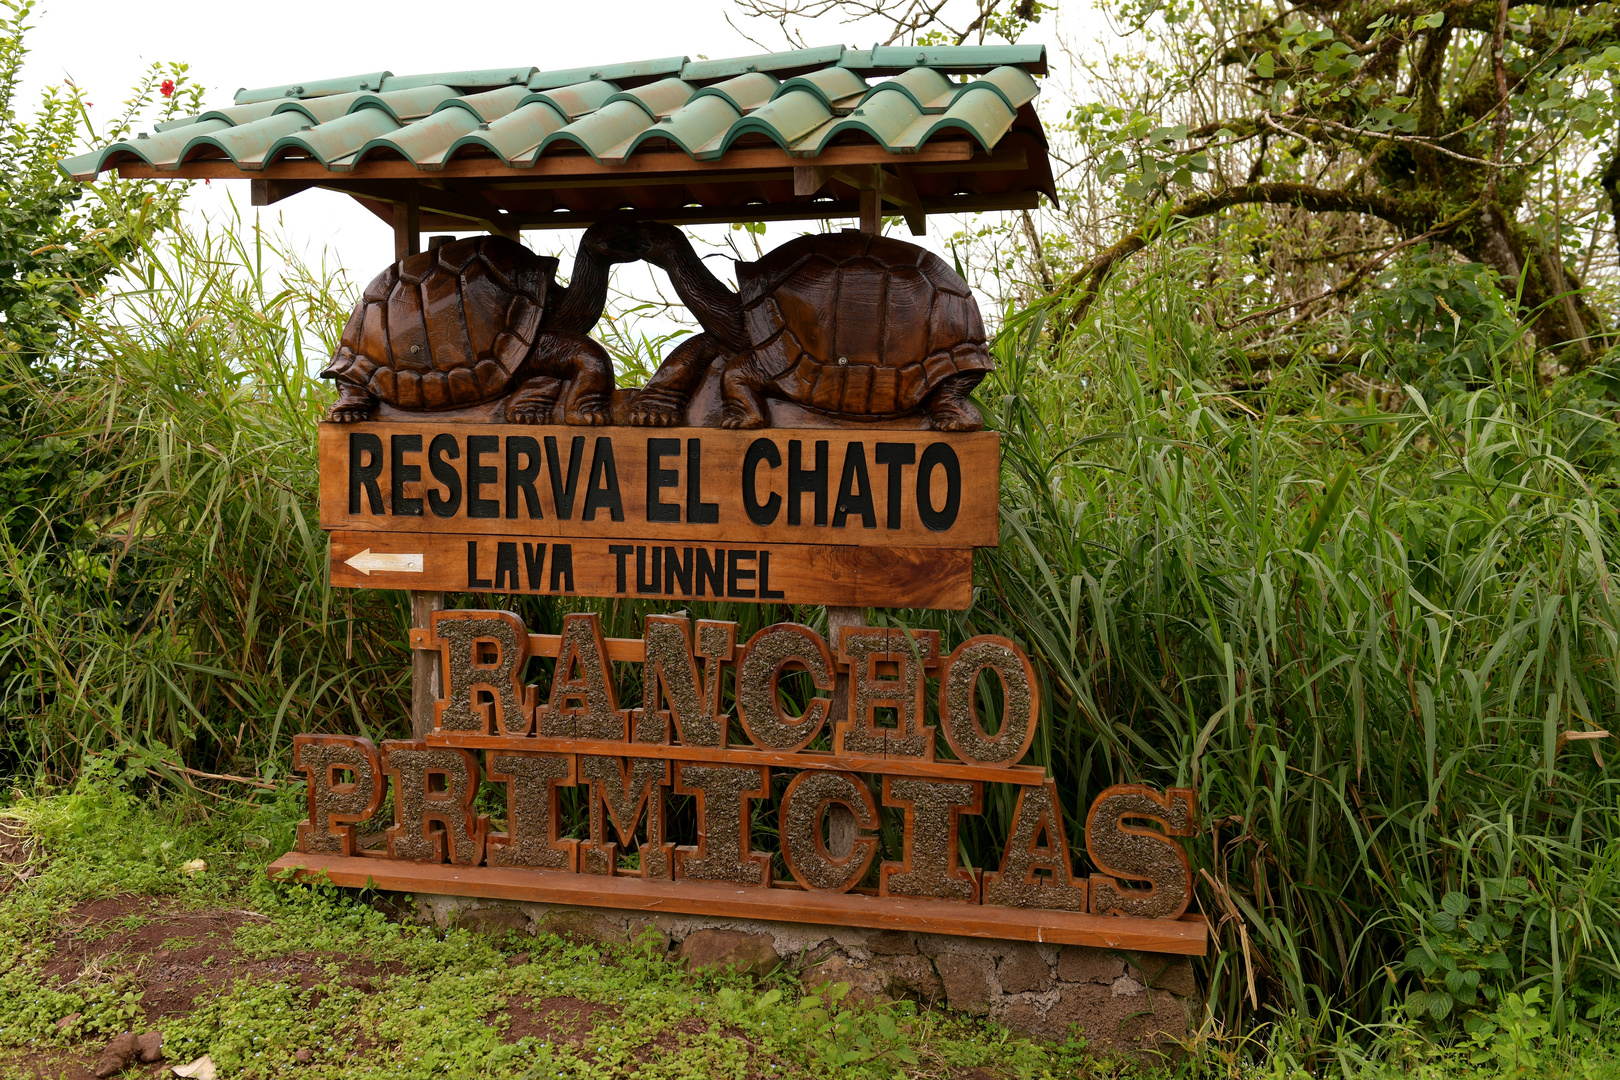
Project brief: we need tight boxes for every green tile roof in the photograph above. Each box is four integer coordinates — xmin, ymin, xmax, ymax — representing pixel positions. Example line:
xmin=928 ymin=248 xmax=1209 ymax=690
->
xmin=63 ymin=44 xmax=1048 ymax=179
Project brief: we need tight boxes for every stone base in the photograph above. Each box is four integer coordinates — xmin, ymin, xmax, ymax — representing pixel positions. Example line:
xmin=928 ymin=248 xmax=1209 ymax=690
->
xmin=413 ymin=893 xmax=1198 ymax=1053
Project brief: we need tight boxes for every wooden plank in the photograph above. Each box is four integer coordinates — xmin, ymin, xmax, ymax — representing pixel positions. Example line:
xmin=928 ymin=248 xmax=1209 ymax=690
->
xmin=330 ymin=531 xmax=975 ymax=609
xmin=447 ymin=146 xmax=1023 ymax=193
xmin=409 ymin=592 xmax=444 ymax=738
xmin=266 ymin=852 xmax=1210 ymax=954
xmin=529 ymin=632 xmax=643 ymax=662
xmin=410 ymin=628 xmax=644 ymax=662
xmin=503 ymin=193 xmax=1039 ymax=230
xmin=111 ymin=141 xmax=979 ymax=183
xmin=423 ymin=734 xmax=1049 ymax=786
xmin=473 ymin=147 xmax=1025 ymax=192
xmin=342 ymin=191 xmax=1038 ymax=232
xmin=320 ymin=423 xmax=999 ymax=550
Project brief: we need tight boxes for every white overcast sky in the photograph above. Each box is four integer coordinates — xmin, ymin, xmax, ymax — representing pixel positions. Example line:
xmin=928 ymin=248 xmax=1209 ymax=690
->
xmin=19 ymin=0 xmax=1101 ymax=342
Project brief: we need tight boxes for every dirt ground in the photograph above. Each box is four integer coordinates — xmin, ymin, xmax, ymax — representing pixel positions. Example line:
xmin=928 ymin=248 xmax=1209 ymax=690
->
xmin=4 ymin=890 xmax=687 ymax=1079
xmin=0 ymin=815 xmax=1071 ymax=1080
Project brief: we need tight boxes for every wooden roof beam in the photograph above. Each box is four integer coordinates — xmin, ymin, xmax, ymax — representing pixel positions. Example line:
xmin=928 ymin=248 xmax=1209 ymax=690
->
xmin=503 ymin=190 xmax=1037 ymax=230
xmin=317 ymin=179 xmax=521 ymax=239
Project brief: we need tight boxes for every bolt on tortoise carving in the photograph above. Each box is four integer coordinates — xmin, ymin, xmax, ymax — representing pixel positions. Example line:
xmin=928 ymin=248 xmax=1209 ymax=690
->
xmin=322 ymin=223 xmax=640 ymax=425
xmin=627 ymin=224 xmax=994 ymax=430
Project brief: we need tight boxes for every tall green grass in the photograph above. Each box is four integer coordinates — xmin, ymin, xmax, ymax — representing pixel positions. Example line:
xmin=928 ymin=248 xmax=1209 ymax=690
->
xmin=967 ymin=245 xmax=1620 ymax=1044
xmin=0 ymin=220 xmax=413 ymax=782
xmin=3 ymin=219 xmax=1619 ymax=1054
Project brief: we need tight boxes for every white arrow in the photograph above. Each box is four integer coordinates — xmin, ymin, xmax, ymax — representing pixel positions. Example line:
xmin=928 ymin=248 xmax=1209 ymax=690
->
xmin=344 ymin=548 xmax=424 ymax=576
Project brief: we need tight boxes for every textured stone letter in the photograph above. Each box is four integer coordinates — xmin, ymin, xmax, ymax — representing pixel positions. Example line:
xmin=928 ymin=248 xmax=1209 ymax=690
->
xmin=578 ymin=755 xmax=673 ymax=878
xmin=674 ymin=763 xmax=772 ymax=886
xmin=780 ymin=770 xmax=878 ymax=893
xmin=983 ymin=781 xmax=1088 ymax=911
xmin=834 ymin=627 xmax=940 ymax=758
xmin=486 ymin=752 xmax=578 ymax=872
xmin=938 ymin=636 xmax=1038 ymax=765
xmin=293 ymin=734 xmax=384 ymax=856
xmin=879 ymin=776 xmax=981 ymax=902
xmin=634 ymin=615 xmax=733 ymax=746
xmin=431 ymin=610 xmax=534 ymax=735
xmin=734 ymin=623 xmax=833 ymax=751
xmin=383 ymin=741 xmax=486 ymax=866
xmin=539 ymin=613 xmax=625 ymax=740
xmin=1086 ymin=785 xmax=1196 ymax=918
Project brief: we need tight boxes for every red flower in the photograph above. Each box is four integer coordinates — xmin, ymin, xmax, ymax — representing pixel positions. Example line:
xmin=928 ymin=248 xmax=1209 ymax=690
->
xmin=160 ymin=79 xmax=175 ymax=98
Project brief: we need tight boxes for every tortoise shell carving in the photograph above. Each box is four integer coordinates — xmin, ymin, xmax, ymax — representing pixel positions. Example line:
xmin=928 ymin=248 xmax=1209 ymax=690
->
xmin=326 ymin=236 xmax=552 ymax=411
xmin=737 ymin=233 xmax=993 ymax=418
xmin=321 ymin=225 xmax=637 ymax=425
xmin=628 ymin=225 xmax=993 ymax=430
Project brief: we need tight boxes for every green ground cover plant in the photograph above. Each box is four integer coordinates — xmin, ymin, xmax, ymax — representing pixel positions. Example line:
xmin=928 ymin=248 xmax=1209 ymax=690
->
xmin=3 ymin=773 xmax=1619 ymax=1077
xmin=0 ymin=773 xmax=1168 ymax=1080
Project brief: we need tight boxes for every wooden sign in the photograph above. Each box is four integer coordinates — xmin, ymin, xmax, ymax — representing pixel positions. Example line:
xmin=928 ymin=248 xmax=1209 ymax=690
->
xmin=272 ymin=185 xmax=1204 ymax=949
xmin=270 ymin=611 xmax=1206 ymax=953
xmin=319 ymin=422 xmax=997 ymax=608
xmin=310 ymin=226 xmax=1009 ymax=610
xmin=328 ymin=532 xmax=973 ymax=608
xmin=321 ymin=423 xmax=998 ymax=547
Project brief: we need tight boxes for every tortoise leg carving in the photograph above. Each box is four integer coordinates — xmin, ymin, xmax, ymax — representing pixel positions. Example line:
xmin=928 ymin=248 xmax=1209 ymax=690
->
xmin=503 ymin=376 xmax=563 ymax=425
xmin=630 ymin=333 xmax=724 ymax=427
xmin=326 ymin=381 xmax=378 ymax=423
xmin=512 ymin=332 xmax=613 ymax=426
xmin=719 ymin=358 xmax=770 ymax=430
xmin=921 ymin=372 xmax=984 ymax=432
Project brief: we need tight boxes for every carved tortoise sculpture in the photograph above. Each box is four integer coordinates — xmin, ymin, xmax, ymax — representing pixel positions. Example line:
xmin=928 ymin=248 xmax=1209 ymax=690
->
xmin=322 ymin=223 xmax=639 ymax=424
xmin=627 ymin=224 xmax=993 ymax=430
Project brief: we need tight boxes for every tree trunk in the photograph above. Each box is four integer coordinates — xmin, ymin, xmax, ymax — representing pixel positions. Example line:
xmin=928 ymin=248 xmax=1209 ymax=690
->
xmin=1461 ymin=202 xmax=1602 ymax=359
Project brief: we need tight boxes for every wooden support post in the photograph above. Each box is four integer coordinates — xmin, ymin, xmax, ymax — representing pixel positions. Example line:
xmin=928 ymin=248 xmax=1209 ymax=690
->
xmin=410 ymin=591 xmax=444 ymax=738
xmin=824 ymin=202 xmax=885 ymax=862
xmin=858 ymin=187 xmax=881 ymax=235
xmin=824 ymin=605 xmax=866 ymax=859
xmin=398 ymin=195 xmax=433 ymax=738
xmin=392 ymin=189 xmax=420 ymax=260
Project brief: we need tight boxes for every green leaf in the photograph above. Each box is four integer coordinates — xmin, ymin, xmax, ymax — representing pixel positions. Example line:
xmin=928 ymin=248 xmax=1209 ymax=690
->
xmin=1300 ymin=463 xmax=1354 ymax=552
xmin=1256 ymin=52 xmax=1275 ymax=78
xmin=1420 ymin=12 xmax=1445 ymax=27
xmin=1441 ymin=891 xmax=1469 ymax=917
xmin=1429 ymin=991 xmax=1454 ymax=1020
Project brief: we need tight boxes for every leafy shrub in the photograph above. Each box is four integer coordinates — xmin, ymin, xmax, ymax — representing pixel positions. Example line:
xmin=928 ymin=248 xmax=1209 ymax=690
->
xmin=1350 ymin=251 xmax=1524 ymax=394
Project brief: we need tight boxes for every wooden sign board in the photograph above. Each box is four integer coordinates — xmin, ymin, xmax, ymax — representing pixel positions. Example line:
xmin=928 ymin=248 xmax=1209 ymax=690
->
xmin=318 ymin=421 xmax=997 ymax=608
xmin=271 ymin=610 xmax=1207 ymax=954
xmin=320 ymin=423 xmax=999 ymax=547
xmin=329 ymin=532 xmax=973 ymax=609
